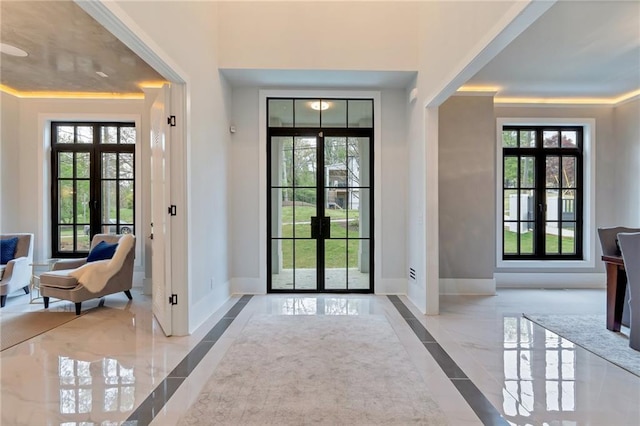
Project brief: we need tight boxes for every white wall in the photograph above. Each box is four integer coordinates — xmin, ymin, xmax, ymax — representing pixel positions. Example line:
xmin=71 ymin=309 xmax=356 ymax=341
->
xmin=114 ymin=1 xmax=233 ymax=333
xmin=218 ymin=2 xmax=419 ymax=71
xmin=613 ymin=98 xmax=640 ymax=226
xmin=405 ymin=0 xmax=532 ymax=312
xmin=0 ymin=92 xmax=20 ymax=232
xmin=228 ymin=87 xmax=408 ymax=294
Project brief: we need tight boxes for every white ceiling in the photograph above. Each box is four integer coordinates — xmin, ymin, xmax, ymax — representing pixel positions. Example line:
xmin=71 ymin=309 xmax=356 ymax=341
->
xmin=1 ymin=1 xmax=638 ymax=101
xmin=466 ymin=1 xmax=640 ymax=100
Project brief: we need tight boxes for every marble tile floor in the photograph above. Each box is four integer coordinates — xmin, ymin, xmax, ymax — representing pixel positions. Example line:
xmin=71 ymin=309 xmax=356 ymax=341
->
xmin=0 ymin=288 xmax=639 ymax=425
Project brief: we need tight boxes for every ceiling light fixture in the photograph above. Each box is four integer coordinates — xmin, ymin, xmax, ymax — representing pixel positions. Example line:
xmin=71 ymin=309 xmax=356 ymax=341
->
xmin=0 ymin=42 xmax=28 ymax=57
xmin=96 ymin=71 xmax=109 ymax=78
xmin=310 ymin=101 xmax=330 ymax=111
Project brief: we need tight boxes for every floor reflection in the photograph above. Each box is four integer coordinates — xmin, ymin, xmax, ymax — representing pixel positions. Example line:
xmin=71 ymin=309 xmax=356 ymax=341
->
xmin=269 ymin=296 xmax=371 ymax=315
xmin=57 ymin=355 xmax=135 ymax=423
xmin=503 ymin=316 xmax=576 ymax=425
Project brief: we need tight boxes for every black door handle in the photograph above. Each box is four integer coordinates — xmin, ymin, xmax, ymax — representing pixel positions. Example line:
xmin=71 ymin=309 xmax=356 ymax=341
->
xmin=311 ymin=216 xmax=319 ymax=239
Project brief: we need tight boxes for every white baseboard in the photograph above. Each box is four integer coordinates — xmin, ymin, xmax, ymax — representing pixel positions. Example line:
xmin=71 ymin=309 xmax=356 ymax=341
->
xmin=189 ymin=281 xmax=232 ymax=334
xmin=439 ymin=278 xmax=496 ymax=295
xmin=231 ymin=277 xmax=266 ymax=294
xmin=375 ymin=278 xmax=406 ymax=294
xmin=495 ymin=272 xmax=606 ymax=288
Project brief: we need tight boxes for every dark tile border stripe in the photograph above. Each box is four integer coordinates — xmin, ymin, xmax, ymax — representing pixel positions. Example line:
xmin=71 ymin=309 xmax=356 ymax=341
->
xmin=387 ymin=295 xmax=509 ymax=426
xmin=124 ymin=295 xmax=253 ymax=425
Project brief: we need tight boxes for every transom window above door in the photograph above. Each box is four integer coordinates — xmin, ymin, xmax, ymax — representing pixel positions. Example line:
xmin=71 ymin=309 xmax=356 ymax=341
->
xmin=268 ymin=98 xmax=373 ymax=128
xmin=51 ymin=122 xmax=136 ymax=257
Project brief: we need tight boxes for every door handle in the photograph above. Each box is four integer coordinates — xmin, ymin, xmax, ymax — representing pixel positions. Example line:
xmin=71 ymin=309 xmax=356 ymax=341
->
xmin=311 ymin=216 xmax=319 ymax=239
xmin=323 ymin=217 xmax=331 ymax=238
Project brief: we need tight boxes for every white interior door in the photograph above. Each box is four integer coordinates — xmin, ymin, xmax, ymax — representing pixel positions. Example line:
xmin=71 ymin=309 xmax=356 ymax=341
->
xmin=150 ymin=84 xmax=172 ymax=336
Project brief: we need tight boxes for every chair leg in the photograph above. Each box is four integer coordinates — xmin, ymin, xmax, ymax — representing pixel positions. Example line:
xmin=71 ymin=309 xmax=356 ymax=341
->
xmin=124 ymin=290 xmax=133 ymax=300
xmin=23 ymin=285 xmax=30 ymax=295
xmin=75 ymin=302 xmax=82 ymax=316
xmin=43 ymin=297 xmax=50 ymax=308
xmin=0 ymin=295 xmax=6 ymax=308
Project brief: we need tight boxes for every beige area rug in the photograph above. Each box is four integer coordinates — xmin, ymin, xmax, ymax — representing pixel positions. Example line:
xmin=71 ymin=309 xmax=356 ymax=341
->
xmin=179 ymin=314 xmax=448 ymax=426
xmin=1 ymin=311 xmax=79 ymax=351
xmin=524 ymin=314 xmax=640 ymax=377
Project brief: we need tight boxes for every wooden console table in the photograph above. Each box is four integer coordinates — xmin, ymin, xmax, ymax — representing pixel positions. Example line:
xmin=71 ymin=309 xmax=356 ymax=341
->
xmin=602 ymin=255 xmax=626 ymax=331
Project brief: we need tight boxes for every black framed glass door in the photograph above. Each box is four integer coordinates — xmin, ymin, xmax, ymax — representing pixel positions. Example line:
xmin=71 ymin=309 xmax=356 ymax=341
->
xmin=267 ymin=130 xmax=373 ymax=292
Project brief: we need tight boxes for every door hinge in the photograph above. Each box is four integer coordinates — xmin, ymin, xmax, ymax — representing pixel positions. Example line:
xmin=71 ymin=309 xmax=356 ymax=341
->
xmin=168 ymin=205 xmax=177 ymax=216
xmin=169 ymin=294 xmax=178 ymax=305
xmin=167 ymin=115 xmax=176 ymax=127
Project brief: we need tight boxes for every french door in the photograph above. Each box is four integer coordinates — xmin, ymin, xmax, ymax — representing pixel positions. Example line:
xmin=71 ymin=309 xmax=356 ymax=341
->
xmin=267 ymin=129 xmax=373 ymax=292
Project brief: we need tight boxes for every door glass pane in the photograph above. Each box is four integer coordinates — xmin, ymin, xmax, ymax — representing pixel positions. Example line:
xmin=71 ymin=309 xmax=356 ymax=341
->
xmin=521 ymin=222 xmax=535 ymax=254
xmin=102 ymin=181 xmax=117 ymax=223
xmin=504 ymin=226 xmax=517 ymax=254
xmin=325 ymin=239 xmax=347 ymax=290
xmin=562 ymin=157 xmax=576 ymax=188
xmin=120 ymin=127 xmax=136 ymax=144
xmin=58 ymin=152 xmax=73 ymax=178
xmin=348 ymin=137 xmax=370 ymax=187
xmin=77 ymin=126 xmax=93 ymax=144
xmin=520 ymin=157 xmax=535 ymax=188
xmin=59 ymin=181 xmax=74 ymax=223
xmin=325 ymin=137 xmax=347 ymax=187
xmin=272 ymin=188 xmax=293 ymax=238
xmin=293 ymin=189 xmax=316 ymax=239
xmin=543 ymin=130 xmax=559 ymax=148
xmin=102 ymin=153 xmax=117 ymax=179
xmin=502 ymin=130 xmax=517 ymax=148
xmin=348 ymin=100 xmax=373 ymax=128
xmin=294 ymin=240 xmax=316 ymax=290
xmin=546 ymin=189 xmax=560 ymax=254
xmin=271 ymin=239 xmax=294 ymax=290
xmin=504 ymin=157 xmax=517 ymax=187
xmin=520 ymin=130 xmax=536 ymax=148
xmin=546 ymin=157 xmax=559 ymax=188
xmin=119 ymin=153 xmax=134 ymax=179
xmin=76 ymin=180 xmax=90 ymax=223
xmin=348 ymin=239 xmax=370 ymax=289
xmin=76 ymin=226 xmax=90 ymax=251
xmin=59 ymin=226 xmax=73 ymax=252
xmin=562 ymin=190 xmax=575 ymax=221
xmin=504 ymin=189 xmax=518 ymax=222
xmin=522 ymin=190 xmax=535 ymax=223
xmin=349 ymin=188 xmax=369 ymax=238
xmin=57 ymin=126 xmax=74 ymax=144
xmin=293 ymin=137 xmax=317 ymax=187
xmin=562 ymin=223 xmax=576 ymax=254
xmin=119 ymin=180 xmax=134 ymax=226
xmin=269 ymin=99 xmax=293 ymax=127
xmin=76 ymin=152 xmax=90 ymax=178
xmin=561 ymin=130 xmax=577 ymax=148
xmin=101 ymin=126 xmax=117 ymax=144
xmin=295 ymin=99 xmax=320 ymax=128
xmin=271 ymin=137 xmax=294 ymax=186
xmin=321 ymin=100 xmax=347 ymax=128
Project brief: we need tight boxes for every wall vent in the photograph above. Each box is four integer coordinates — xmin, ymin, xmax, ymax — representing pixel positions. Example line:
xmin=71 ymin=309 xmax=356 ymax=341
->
xmin=409 ymin=267 xmax=416 ymax=280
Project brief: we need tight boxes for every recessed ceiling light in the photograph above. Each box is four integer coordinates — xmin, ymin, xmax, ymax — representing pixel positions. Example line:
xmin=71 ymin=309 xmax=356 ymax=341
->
xmin=310 ymin=101 xmax=330 ymax=111
xmin=96 ymin=71 xmax=109 ymax=78
xmin=0 ymin=42 xmax=28 ymax=57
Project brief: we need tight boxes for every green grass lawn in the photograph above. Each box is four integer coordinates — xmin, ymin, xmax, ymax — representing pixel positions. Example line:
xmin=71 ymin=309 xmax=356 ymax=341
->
xmin=504 ymin=230 xmax=575 ymax=254
xmin=280 ymin=205 xmax=358 ymax=223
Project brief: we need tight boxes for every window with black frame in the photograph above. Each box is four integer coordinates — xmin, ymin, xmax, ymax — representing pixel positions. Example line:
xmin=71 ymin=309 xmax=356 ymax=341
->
xmin=501 ymin=126 xmax=583 ymax=260
xmin=51 ymin=122 xmax=135 ymax=257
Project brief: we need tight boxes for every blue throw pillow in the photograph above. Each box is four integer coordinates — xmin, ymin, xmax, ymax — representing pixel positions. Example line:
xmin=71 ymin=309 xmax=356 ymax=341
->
xmin=0 ymin=237 xmax=19 ymax=265
xmin=87 ymin=240 xmax=119 ymax=263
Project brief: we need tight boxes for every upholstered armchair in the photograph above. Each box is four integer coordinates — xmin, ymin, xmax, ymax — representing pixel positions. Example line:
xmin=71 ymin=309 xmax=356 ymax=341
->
xmin=598 ymin=226 xmax=640 ymax=327
xmin=617 ymin=232 xmax=640 ymax=350
xmin=0 ymin=233 xmax=34 ymax=307
xmin=39 ymin=234 xmax=135 ymax=315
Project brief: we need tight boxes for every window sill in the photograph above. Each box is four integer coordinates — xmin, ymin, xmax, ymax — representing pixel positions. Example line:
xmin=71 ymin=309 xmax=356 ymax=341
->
xmin=497 ymin=259 xmax=595 ymax=269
